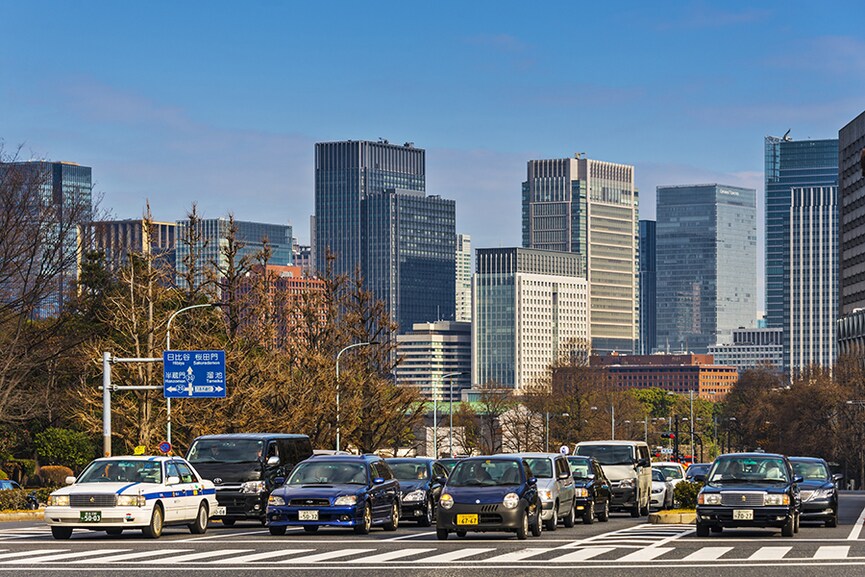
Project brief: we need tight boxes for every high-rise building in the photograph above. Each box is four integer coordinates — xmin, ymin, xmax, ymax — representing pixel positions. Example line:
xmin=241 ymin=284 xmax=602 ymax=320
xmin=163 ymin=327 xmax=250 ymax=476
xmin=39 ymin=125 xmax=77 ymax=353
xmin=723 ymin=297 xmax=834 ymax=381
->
xmin=90 ymin=219 xmax=176 ymax=271
xmin=314 ymin=140 xmax=456 ymax=332
xmin=473 ymin=248 xmax=589 ymax=390
xmin=455 ymin=234 xmax=472 ymax=322
xmin=765 ymin=135 xmax=839 ymax=369
xmin=394 ymin=321 xmax=471 ymax=402
xmin=838 ymin=111 xmax=865 ymax=358
xmin=656 ymin=184 xmax=757 ymax=354
xmin=522 ymin=156 xmax=639 ymax=354
xmin=708 ymin=328 xmax=784 ymax=373
xmin=639 ymin=220 xmax=656 ymax=354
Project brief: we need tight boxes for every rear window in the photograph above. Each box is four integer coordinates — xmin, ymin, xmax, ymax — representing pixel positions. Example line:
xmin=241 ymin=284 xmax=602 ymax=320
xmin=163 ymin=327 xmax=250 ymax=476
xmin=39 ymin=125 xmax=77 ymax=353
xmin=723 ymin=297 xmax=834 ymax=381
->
xmin=523 ymin=458 xmax=553 ymax=478
xmin=575 ymin=445 xmax=634 ymax=466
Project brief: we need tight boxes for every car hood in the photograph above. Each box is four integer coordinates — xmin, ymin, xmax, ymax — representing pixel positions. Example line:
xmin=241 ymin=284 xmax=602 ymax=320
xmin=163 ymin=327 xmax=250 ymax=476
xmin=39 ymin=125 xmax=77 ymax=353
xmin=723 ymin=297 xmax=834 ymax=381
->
xmin=275 ymin=484 xmax=367 ymax=500
xmin=189 ymin=462 xmax=261 ymax=485
xmin=572 ymin=479 xmax=594 ymax=488
xmin=601 ymin=464 xmax=638 ymax=482
xmin=702 ymin=482 xmax=791 ymax=493
xmin=51 ymin=481 xmax=165 ymax=496
xmin=396 ymin=480 xmax=428 ymax=493
xmin=798 ymin=480 xmax=834 ymax=491
xmin=445 ymin=485 xmax=522 ymax=504
xmin=652 ymin=480 xmax=667 ymax=490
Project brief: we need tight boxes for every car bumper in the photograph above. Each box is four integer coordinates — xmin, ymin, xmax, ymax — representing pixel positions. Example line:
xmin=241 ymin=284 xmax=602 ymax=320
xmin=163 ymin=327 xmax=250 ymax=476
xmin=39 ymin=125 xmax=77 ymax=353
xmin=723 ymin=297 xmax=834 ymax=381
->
xmin=400 ymin=500 xmax=430 ymax=520
xmin=267 ymin=504 xmax=365 ymax=528
xmin=44 ymin=505 xmax=155 ymax=529
xmin=800 ymin=499 xmax=836 ymax=520
xmin=540 ymin=500 xmax=556 ymax=520
xmin=697 ymin=506 xmax=794 ymax=528
xmin=651 ymin=492 xmax=666 ymax=506
xmin=215 ymin=490 xmax=267 ymax=520
xmin=574 ymin=497 xmax=594 ymax=515
xmin=611 ymin=487 xmax=636 ymax=509
xmin=437 ymin=502 xmax=525 ymax=532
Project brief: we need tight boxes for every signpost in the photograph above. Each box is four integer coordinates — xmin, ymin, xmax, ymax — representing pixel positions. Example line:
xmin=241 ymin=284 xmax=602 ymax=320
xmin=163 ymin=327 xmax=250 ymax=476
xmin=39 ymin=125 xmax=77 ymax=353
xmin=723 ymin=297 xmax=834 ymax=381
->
xmin=158 ymin=442 xmax=172 ymax=454
xmin=163 ymin=350 xmax=226 ymax=398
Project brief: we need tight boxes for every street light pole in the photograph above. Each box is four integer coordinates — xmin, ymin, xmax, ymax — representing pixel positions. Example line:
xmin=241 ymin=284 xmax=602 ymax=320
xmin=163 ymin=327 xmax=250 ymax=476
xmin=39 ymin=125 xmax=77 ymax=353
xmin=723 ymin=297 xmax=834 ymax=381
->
xmin=165 ymin=303 xmax=213 ymax=445
xmin=436 ymin=371 xmax=464 ymax=458
xmin=335 ymin=342 xmax=374 ymax=452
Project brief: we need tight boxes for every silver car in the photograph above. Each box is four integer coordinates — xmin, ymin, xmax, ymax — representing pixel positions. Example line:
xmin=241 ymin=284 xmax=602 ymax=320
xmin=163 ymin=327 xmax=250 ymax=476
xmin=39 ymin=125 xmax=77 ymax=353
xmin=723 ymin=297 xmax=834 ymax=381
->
xmin=512 ymin=453 xmax=577 ymax=530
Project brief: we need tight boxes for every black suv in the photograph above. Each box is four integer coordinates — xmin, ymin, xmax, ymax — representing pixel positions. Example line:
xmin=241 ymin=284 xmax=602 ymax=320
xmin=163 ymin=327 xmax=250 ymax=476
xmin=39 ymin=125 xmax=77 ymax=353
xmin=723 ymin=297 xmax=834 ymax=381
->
xmin=186 ymin=433 xmax=313 ymax=526
xmin=696 ymin=452 xmax=801 ymax=537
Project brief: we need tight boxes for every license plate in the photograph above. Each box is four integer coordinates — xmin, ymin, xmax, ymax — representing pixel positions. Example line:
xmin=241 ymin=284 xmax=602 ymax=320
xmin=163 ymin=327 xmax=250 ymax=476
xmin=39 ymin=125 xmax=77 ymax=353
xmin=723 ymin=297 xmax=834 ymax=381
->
xmin=733 ymin=509 xmax=753 ymax=520
xmin=298 ymin=510 xmax=319 ymax=521
xmin=80 ymin=511 xmax=102 ymax=523
xmin=214 ymin=506 xmax=227 ymax=516
xmin=456 ymin=514 xmax=478 ymax=525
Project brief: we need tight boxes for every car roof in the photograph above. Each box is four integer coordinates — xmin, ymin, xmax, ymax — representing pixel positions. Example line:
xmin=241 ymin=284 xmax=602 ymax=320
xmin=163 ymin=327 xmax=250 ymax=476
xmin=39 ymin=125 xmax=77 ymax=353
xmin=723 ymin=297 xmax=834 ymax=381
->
xmin=653 ymin=462 xmax=685 ymax=467
xmin=461 ymin=455 xmax=525 ymax=462
xmin=91 ymin=456 xmax=175 ymax=462
xmin=510 ymin=453 xmax=562 ymax=459
xmin=305 ymin=454 xmax=379 ymax=463
xmin=384 ymin=457 xmax=435 ymax=462
xmin=576 ymin=440 xmax=647 ymax=446
xmin=717 ymin=452 xmax=785 ymax=459
xmin=192 ymin=433 xmax=309 ymax=441
xmin=787 ymin=456 xmax=826 ymax=462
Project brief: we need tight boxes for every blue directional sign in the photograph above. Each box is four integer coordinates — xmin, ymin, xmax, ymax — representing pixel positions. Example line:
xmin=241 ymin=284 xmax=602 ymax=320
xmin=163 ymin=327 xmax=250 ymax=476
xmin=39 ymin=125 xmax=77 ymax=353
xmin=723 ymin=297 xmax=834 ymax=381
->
xmin=163 ymin=350 xmax=226 ymax=398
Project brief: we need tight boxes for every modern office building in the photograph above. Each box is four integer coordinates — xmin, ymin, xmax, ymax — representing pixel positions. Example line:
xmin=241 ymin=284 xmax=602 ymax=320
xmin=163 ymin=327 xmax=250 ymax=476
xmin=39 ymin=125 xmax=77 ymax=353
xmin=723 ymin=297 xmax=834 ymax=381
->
xmin=0 ymin=161 xmax=92 ymax=317
xmin=838 ymin=111 xmax=865 ymax=358
xmin=394 ymin=321 xmax=471 ymax=402
xmin=765 ymin=135 xmax=839 ymax=369
xmin=175 ymin=218 xmax=293 ymax=289
xmin=473 ymin=248 xmax=589 ymax=391
xmin=639 ymin=220 xmax=657 ymax=354
xmin=90 ymin=219 xmax=176 ymax=271
xmin=292 ymin=240 xmax=313 ymax=277
xmin=521 ymin=156 xmax=639 ymax=354
xmin=708 ymin=328 xmax=784 ymax=373
xmin=455 ymin=234 xmax=472 ymax=322
xmin=655 ymin=184 xmax=757 ymax=354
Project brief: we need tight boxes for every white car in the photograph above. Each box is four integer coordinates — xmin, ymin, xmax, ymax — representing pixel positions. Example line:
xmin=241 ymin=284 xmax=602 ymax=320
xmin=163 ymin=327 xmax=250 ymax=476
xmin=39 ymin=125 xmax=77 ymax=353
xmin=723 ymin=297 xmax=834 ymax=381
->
xmin=44 ymin=456 xmax=217 ymax=539
xmin=650 ymin=468 xmax=674 ymax=510
xmin=652 ymin=461 xmax=687 ymax=487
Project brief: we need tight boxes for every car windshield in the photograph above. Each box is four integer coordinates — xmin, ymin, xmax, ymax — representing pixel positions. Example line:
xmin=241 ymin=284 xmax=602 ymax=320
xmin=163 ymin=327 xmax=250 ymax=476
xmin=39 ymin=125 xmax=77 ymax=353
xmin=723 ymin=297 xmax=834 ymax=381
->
xmin=288 ymin=461 xmax=367 ymax=485
xmin=687 ymin=464 xmax=710 ymax=477
xmin=449 ymin=459 xmax=523 ymax=487
xmin=388 ymin=461 xmax=429 ymax=481
xmin=655 ymin=465 xmax=683 ymax=480
xmin=567 ymin=458 xmax=592 ymax=478
xmin=575 ymin=445 xmax=634 ymax=466
xmin=792 ymin=461 xmax=829 ymax=481
xmin=708 ymin=457 xmax=790 ymax=484
xmin=523 ymin=458 xmax=553 ymax=478
xmin=77 ymin=459 xmax=163 ymax=484
xmin=187 ymin=439 xmax=264 ymax=464
xmin=437 ymin=459 xmax=459 ymax=473
xmin=652 ymin=469 xmax=666 ymax=482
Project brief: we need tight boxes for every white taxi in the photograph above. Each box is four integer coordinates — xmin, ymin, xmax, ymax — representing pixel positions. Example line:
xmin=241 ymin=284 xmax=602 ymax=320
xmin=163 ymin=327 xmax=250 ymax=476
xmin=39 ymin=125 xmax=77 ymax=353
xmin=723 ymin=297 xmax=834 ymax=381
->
xmin=44 ymin=455 xmax=217 ymax=539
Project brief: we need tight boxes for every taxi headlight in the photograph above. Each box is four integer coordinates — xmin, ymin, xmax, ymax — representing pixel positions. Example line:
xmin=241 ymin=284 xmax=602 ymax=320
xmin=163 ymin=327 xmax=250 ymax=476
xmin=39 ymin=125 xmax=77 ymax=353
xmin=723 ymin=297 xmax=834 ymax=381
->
xmin=574 ymin=488 xmax=589 ymax=498
xmin=116 ymin=494 xmax=145 ymax=507
xmin=47 ymin=495 xmax=69 ymax=507
xmin=440 ymin=493 xmax=454 ymax=510
xmin=267 ymin=495 xmax=285 ymax=506
xmin=240 ymin=481 xmax=266 ymax=494
xmin=334 ymin=495 xmax=358 ymax=506
xmin=698 ymin=493 xmax=721 ymax=505
xmin=402 ymin=489 xmax=426 ymax=502
xmin=764 ymin=494 xmax=789 ymax=506
xmin=503 ymin=492 xmax=520 ymax=509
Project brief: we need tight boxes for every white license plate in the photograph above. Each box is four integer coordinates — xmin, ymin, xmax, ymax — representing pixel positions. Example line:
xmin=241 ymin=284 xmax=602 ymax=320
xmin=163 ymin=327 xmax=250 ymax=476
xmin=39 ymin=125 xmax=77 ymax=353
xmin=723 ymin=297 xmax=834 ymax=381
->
xmin=214 ymin=506 xmax=227 ymax=516
xmin=298 ymin=510 xmax=319 ymax=521
xmin=733 ymin=509 xmax=753 ymax=520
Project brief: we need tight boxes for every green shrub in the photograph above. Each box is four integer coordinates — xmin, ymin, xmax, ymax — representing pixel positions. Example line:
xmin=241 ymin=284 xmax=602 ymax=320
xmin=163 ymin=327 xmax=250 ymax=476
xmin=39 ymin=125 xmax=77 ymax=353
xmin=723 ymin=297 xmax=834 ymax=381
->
xmin=674 ymin=480 xmax=703 ymax=509
xmin=0 ymin=489 xmax=30 ymax=511
xmin=0 ymin=470 xmax=7 ymax=480
xmin=38 ymin=465 xmax=74 ymax=487
xmin=34 ymin=428 xmax=95 ymax=469
xmin=3 ymin=459 xmax=36 ymax=485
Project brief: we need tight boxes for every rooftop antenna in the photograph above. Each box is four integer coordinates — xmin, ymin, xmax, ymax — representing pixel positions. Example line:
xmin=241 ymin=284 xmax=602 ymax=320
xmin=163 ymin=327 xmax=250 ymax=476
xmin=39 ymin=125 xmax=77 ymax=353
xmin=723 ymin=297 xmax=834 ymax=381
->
xmin=782 ymin=129 xmax=792 ymax=142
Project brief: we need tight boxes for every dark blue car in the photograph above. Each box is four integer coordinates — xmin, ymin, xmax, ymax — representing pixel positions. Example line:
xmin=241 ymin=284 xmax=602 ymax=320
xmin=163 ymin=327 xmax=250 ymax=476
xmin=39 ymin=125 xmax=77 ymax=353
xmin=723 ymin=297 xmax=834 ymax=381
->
xmin=436 ymin=455 xmax=542 ymax=540
xmin=385 ymin=457 xmax=448 ymax=526
xmin=789 ymin=456 xmax=841 ymax=527
xmin=266 ymin=455 xmax=400 ymax=535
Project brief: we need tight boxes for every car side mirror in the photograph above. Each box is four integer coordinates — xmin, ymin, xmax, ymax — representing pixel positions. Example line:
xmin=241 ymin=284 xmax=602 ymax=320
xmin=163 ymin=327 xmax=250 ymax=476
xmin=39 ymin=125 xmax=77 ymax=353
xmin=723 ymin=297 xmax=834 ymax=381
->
xmin=372 ymin=477 xmax=385 ymax=485
xmin=527 ymin=477 xmax=537 ymax=485
xmin=433 ymin=476 xmax=447 ymax=485
xmin=637 ymin=459 xmax=650 ymax=468
xmin=266 ymin=456 xmax=280 ymax=467
xmin=693 ymin=475 xmax=706 ymax=484
xmin=274 ymin=476 xmax=286 ymax=487
xmin=166 ymin=476 xmax=181 ymax=485
xmin=65 ymin=476 xmax=76 ymax=485
xmin=558 ymin=471 xmax=571 ymax=480
xmin=793 ymin=475 xmax=803 ymax=484
xmin=832 ymin=473 xmax=844 ymax=482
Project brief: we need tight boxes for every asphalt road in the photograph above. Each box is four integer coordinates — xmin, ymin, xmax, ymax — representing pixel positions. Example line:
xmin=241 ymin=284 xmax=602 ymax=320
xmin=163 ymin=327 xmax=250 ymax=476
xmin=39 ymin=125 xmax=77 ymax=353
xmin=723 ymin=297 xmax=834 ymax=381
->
xmin=3 ymin=493 xmax=865 ymax=577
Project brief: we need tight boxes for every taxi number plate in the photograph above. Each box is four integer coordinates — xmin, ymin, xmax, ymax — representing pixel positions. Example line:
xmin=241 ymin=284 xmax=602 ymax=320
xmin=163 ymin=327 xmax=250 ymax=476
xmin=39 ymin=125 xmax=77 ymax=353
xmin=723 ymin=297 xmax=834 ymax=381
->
xmin=456 ymin=514 xmax=478 ymax=525
xmin=213 ymin=506 xmax=227 ymax=517
xmin=299 ymin=510 xmax=319 ymax=521
xmin=80 ymin=511 xmax=102 ymax=523
xmin=733 ymin=509 xmax=753 ymax=520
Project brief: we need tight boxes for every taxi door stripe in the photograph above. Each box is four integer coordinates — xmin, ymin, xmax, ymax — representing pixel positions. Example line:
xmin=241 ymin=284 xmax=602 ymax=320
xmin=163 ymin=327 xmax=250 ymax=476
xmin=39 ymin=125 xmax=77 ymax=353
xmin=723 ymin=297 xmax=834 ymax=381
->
xmin=116 ymin=482 xmax=140 ymax=494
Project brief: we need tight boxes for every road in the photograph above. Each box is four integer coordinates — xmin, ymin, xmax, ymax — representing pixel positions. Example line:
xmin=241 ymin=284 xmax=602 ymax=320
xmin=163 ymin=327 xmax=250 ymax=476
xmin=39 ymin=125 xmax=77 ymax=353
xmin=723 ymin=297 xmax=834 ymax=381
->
xmin=2 ymin=493 xmax=865 ymax=576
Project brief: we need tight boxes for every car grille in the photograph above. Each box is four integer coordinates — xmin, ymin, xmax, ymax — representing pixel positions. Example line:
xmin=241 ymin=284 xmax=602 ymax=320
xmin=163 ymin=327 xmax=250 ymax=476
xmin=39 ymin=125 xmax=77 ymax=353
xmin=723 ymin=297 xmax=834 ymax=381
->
xmin=70 ymin=495 xmax=116 ymax=508
xmin=720 ymin=492 xmax=765 ymax=507
xmin=479 ymin=504 xmax=499 ymax=513
xmin=289 ymin=498 xmax=331 ymax=507
xmin=799 ymin=490 xmax=814 ymax=502
xmin=480 ymin=513 xmax=503 ymax=524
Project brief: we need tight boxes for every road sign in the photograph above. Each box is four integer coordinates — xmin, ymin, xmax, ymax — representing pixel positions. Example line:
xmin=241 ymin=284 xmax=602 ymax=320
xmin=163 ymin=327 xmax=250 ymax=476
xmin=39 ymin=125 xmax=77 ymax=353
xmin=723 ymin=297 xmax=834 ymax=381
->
xmin=661 ymin=447 xmax=674 ymax=454
xmin=163 ymin=350 xmax=226 ymax=398
xmin=559 ymin=445 xmax=570 ymax=455
xmin=158 ymin=441 xmax=172 ymax=454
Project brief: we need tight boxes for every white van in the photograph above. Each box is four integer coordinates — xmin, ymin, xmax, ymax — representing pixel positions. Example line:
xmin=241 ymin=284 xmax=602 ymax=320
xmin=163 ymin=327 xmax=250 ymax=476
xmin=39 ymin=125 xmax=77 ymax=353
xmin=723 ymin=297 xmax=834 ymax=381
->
xmin=573 ymin=440 xmax=652 ymax=517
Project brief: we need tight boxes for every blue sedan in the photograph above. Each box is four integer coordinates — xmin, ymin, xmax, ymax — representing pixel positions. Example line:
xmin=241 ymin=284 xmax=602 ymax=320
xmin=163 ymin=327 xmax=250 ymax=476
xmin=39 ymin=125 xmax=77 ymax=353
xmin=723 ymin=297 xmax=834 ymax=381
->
xmin=266 ymin=455 xmax=400 ymax=535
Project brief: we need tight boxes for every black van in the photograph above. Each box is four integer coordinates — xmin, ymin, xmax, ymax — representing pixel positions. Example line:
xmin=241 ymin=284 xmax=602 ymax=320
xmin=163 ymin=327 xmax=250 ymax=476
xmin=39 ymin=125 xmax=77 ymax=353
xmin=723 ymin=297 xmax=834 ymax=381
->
xmin=186 ymin=433 xmax=313 ymax=526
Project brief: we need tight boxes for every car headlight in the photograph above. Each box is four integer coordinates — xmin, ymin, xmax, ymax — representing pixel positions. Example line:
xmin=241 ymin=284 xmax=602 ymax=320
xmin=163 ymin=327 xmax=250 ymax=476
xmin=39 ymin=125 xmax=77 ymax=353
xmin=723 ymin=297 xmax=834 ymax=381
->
xmin=402 ymin=489 xmax=426 ymax=502
xmin=697 ymin=493 xmax=721 ymax=505
xmin=540 ymin=490 xmax=553 ymax=502
xmin=440 ymin=493 xmax=454 ymax=510
xmin=502 ymin=492 xmax=520 ymax=509
xmin=47 ymin=495 xmax=69 ymax=507
xmin=764 ymin=494 xmax=790 ymax=506
xmin=812 ymin=488 xmax=835 ymax=500
xmin=116 ymin=494 xmax=145 ymax=507
xmin=240 ymin=481 xmax=266 ymax=494
xmin=267 ymin=495 xmax=285 ymax=506
xmin=652 ymin=487 xmax=664 ymax=494
xmin=574 ymin=488 xmax=589 ymax=498
xmin=618 ymin=478 xmax=635 ymax=489
xmin=334 ymin=495 xmax=358 ymax=506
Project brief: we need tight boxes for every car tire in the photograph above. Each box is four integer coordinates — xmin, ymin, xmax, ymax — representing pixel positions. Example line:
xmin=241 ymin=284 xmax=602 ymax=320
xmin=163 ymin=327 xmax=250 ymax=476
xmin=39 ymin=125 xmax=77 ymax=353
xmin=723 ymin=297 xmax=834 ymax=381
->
xmin=188 ymin=502 xmax=209 ymax=534
xmin=353 ymin=503 xmax=372 ymax=535
xmin=436 ymin=528 xmax=449 ymax=540
xmin=383 ymin=503 xmax=400 ymax=531
xmin=710 ymin=525 xmax=722 ymax=533
xmin=583 ymin=500 xmax=595 ymax=524
xmin=781 ymin=515 xmax=795 ymax=537
xmin=598 ymin=499 xmax=610 ymax=522
xmin=221 ymin=518 xmax=236 ymax=527
xmin=516 ymin=509 xmax=529 ymax=540
xmin=105 ymin=528 xmax=123 ymax=536
xmin=827 ymin=512 xmax=838 ymax=528
xmin=303 ymin=526 xmax=319 ymax=533
xmin=456 ymin=530 xmax=468 ymax=538
xmin=418 ymin=500 xmax=433 ymax=527
xmin=696 ymin=521 xmax=710 ymax=537
xmin=51 ymin=526 xmax=73 ymax=540
xmin=630 ymin=492 xmax=641 ymax=518
xmin=142 ymin=504 xmax=164 ymax=539
xmin=544 ymin=504 xmax=558 ymax=531
xmin=269 ymin=525 xmax=287 ymax=536
xmin=794 ymin=513 xmax=800 ymax=534
xmin=563 ymin=500 xmax=576 ymax=528
xmin=530 ymin=506 xmax=543 ymax=537
xmin=639 ymin=490 xmax=650 ymax=516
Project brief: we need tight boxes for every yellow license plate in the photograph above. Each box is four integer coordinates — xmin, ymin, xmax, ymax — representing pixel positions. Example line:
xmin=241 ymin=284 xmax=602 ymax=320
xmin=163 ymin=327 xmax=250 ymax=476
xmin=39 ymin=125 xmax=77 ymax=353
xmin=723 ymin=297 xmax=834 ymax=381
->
xmin=456 ymin=514 xmax=478 ymax=525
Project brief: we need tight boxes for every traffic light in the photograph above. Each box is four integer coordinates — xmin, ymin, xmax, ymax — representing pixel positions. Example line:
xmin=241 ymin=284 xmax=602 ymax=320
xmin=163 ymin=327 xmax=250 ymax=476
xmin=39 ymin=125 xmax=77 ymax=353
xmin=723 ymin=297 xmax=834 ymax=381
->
xmin=660 ymin=432 xmax=676 ymax=439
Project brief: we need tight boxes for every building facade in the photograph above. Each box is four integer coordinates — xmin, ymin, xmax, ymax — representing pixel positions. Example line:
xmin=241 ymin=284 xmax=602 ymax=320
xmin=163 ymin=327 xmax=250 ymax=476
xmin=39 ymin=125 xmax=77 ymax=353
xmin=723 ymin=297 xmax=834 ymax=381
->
xmin=394 ymin=321 xmax=471 ymax=402
xmin=655 ymin=184 xmax=757 ymax=354
xmin=639 ymin=220 xmax=656 ymax=354
xmin=707 ymin=328 xmax=784 ymax=373
xmin=90 ymin=219 xmax=176 ymax=271
xmin=473 ymin=248 xmax=589 ymax=391
xmin=521 ymin=156 xmax=639 ymax=354
xmin=455 ymin=233 xmax=472 ymax=323
xmin=838 ymin=111 xmax=865 ymax=359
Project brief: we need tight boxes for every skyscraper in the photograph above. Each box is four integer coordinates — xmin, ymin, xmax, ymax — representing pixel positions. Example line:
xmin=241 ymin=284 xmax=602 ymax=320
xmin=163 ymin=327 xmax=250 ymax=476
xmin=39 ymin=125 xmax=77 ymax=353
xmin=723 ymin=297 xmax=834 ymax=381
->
xmin=639 ymin=220 xmax=656 ymax=354
xmin=394 ymin=321 xmax=471 ymax=402
xmin=764 ymin=135 xmax=839 ymax=369
xmin=837 ymin=111 xmax=865 ymax=357
xmin=656 ymin=184 xmax=757 ymax=353
xmin=90 ymin=218 xmax=176 ymax=271
xmin=455 ymin=234 xmax=472 ymax=322
xmin=522 ymin=156 xmax=639 ymax=354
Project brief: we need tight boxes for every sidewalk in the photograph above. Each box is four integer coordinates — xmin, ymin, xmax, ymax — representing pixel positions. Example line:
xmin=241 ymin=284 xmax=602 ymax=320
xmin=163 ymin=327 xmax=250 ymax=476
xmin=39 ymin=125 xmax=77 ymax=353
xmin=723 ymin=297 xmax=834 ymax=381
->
xmin=0 ymin=510 xmax=44 ymax=522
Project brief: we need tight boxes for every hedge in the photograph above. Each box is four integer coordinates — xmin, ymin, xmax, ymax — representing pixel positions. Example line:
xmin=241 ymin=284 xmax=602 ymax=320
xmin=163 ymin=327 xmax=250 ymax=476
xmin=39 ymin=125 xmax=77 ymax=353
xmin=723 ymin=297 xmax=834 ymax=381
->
xmin=673 ymin=480 xmax=703 ymax=509
xmin=34 ymin=428 xmax=95 ymax=469
xmin=38 ymin=466 xmax=74 ymax=487
xmin=0 ymin=487 xmax=54 ymax=511
xmin=0 ymin=470 xmax=7 ymax=480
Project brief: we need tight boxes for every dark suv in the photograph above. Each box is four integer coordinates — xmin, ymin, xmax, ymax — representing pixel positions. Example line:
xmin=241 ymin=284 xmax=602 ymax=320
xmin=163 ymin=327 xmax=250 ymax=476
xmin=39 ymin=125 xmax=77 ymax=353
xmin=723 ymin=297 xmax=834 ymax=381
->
xmin=696 ymin=452 xmax=801 ymax=537
xmin=186 ymin=433 xmax=313 ymax=526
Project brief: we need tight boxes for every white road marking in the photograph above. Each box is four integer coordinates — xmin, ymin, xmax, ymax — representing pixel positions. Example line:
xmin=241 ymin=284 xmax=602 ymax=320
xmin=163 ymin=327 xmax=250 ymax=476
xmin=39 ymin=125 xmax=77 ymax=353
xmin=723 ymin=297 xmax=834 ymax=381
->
xmin=813 ymin=545 xmax=850 ymax=559
xmin=11 ymin=549 xmax=124 ymax=563
xmin=848 ymin=502 xmax=865 ymax=540
xmin=179 ymin=529 xmax=273 ymax=541
xmin=748 ymin=546 xmax=791 ymax=560
xmin=383 ymin=531 xmax=437 ymax=541
xmin=140 ymin=549 xmax=250 ymax=563
xmin=207 ymin=549 xmax=313 ymax=563
xmin=72 ymin=550 xmax=192 ymax=563
xmin=279 ymin=549 xmax=375 ymax=563
xmin=549 ymin=547 xmax=615 ymax=561
xmin=348 ymin=548 xmax=436 ymax=563
xmin=414 ymin=548 xmax=496 ymax=563
xmin=480 ymin=548 xmax=549 ymax=562
xmin=616 ymin=547 xmax=674 ymax=561
xmin=682 ymin=546 xmax=733 ymax=561
xmin=0 ymin=550 xmax=64 ymax=561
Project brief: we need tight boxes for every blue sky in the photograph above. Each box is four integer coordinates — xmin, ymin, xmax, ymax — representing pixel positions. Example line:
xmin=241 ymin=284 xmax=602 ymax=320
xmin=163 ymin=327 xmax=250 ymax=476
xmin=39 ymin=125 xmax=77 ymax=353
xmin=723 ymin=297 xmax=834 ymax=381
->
xmin=2 ymin=1 xmax=864 ymax=309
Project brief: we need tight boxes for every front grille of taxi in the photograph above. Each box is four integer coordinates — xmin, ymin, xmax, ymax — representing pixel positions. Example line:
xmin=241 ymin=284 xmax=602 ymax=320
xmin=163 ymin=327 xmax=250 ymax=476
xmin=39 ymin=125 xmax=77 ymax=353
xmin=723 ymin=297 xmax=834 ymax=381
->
xmin=70 ymin=495 xmax=116 ymax=508
xmin=720 ymin=492 xmax=765 ymax=507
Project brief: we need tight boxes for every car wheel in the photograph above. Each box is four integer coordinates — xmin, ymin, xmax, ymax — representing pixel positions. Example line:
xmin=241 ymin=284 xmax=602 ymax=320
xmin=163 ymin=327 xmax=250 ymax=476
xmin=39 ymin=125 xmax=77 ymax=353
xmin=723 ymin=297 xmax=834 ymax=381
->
xmin=142 ymin=504 xmax=164 ymax=539
xmin=530 ymin=505 xmax=543 ymax=537
xmin=598 ymin=499 xmax=610 ymax=522
xmin=516 ymin=509 xmax=529 ymax=540
xmin=418 ymin=500 xmax=433 ymax=527
xmin=781 ymin=515 xmax=795 ymax=537
xmin=583 ymin=500 xmax=595 ymax=524
xmin=221 ymin=518 xmax=236 ymax=527
xmin=303 ymin=526 xmax=319 ymax=533
xmin=353 ymin=503 xmax=372 ymax=535
xmin=696 ymin=522 xmax=710 ymax=537
xmin=710 ymin=525 xmax=722 ymax=533
xmin=105 ymin=528 xmax=123 ymax=536
xmin=51 ymin=526 xmax=73 ymax=540
xmin=436 ymin=528 xmax=449 ymax=540
xmin=827 ymin=511 xmax=838 ymax=528
xmin=269 ymin=525 xmax=287 ymax=536
xmin=544 ymin=503 xmax=558 ymax=531
xmin=188 ymin=502 xmax=209 ymax=534
xmin=639 ymin=490 xmax=650 ymax=516
xmin=563 ymin=500 xmax=576 ymax=528
xmin=794 ymin=513 xmax=800 ymax=534
xmin=384 ymin=502 xmax=400 ymax=531
xmin=456 ymin=529 xmax=468 ymax=538
xmin=630 ymin=491 xmax=641 ymax=518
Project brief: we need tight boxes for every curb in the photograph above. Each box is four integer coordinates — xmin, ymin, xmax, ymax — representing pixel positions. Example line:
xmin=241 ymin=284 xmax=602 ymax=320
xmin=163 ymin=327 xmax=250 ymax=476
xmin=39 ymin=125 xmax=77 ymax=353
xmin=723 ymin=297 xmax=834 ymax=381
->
xmin=0 ymin=510 xmax=44 ymax=522
xmin=648 ymin=511 xmax=696 ymax=524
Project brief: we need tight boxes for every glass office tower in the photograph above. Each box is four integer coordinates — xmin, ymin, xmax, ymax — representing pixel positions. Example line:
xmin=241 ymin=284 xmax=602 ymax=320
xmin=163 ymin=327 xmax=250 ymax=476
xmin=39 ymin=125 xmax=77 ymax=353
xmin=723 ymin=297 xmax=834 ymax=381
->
xmin=656 ymin=184 xmax=757 ymax=354
xmin=639 ymin=220 xmax=657 ymax=354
